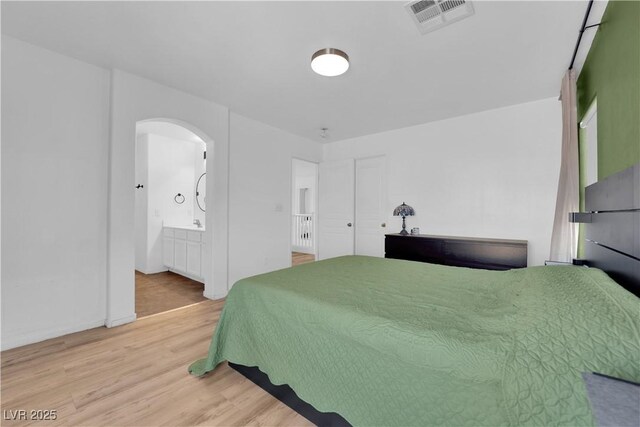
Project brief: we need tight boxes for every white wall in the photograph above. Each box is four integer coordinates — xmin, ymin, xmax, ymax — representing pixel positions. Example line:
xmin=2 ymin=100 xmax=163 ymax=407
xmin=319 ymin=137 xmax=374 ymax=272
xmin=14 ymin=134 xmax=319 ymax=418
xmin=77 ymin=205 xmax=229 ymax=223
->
xmin=0 ymin=38 xmax=231 ymax=348
xmin=323 ymin=98 xmax=562 ymax=266
xmin=1 ymin=36 xmax=326 ymax=349
xmin=0 ymin=35 xmax=560 ymax=350
xmin=1 ymin=37 xmax=111 ymax=349
xmin=107 ymin=70 xmax=230 ymax=326
xmin=228 ymin=113 xmax=322 ymax=285
xmin=144 ymin=133 xmax=200 ymax=273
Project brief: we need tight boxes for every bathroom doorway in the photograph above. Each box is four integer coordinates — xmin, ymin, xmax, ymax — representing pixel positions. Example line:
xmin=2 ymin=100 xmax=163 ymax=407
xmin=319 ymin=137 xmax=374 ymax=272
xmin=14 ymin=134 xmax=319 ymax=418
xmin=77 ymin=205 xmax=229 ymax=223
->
xmin=291 ymin=158 xmax=319 ymax=266
xmin=134 ymin=120 xmax=208 ymax=317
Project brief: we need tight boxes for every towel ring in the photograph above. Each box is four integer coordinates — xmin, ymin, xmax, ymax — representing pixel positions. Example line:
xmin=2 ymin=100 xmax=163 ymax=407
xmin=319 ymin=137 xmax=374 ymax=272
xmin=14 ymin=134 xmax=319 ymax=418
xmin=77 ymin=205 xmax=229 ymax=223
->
xmin=174 ymin=193 xmax=185 ymax=204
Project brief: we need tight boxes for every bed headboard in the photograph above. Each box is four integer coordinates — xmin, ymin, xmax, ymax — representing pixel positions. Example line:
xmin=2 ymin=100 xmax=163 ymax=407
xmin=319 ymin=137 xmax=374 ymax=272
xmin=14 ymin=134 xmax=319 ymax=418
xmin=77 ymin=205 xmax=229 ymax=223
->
xmin=582 ymin=162 xmax=640 ymax=296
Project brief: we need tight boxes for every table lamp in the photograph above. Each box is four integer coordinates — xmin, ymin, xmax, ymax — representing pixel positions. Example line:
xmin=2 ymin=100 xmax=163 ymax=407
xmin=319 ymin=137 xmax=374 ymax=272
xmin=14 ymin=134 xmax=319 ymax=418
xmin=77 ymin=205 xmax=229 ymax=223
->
xmin=393 ymin=202 xmax=415 ymax=236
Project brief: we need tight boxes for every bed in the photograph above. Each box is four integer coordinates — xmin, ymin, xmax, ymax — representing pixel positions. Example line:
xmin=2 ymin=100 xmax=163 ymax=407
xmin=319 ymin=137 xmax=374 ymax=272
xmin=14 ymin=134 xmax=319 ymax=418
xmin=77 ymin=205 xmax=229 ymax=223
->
xmin=190 ymin=256 xmax=639 ymax=426
xmin=190 ymin=164 xmax=640 ymax=426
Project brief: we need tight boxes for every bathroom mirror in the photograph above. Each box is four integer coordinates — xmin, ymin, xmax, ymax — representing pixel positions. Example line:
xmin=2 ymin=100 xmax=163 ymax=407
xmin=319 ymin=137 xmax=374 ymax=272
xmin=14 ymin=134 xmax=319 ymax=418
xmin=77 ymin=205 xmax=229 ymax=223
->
xmin=196 ymin=173 xmax=206 ymax=212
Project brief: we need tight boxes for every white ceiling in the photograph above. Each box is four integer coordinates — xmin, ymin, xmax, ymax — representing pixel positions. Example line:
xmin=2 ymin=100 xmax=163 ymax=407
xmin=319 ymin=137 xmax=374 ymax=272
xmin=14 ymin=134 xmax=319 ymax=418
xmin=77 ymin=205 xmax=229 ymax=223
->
xmin=2 ymin=1 xmax=593 ymax=142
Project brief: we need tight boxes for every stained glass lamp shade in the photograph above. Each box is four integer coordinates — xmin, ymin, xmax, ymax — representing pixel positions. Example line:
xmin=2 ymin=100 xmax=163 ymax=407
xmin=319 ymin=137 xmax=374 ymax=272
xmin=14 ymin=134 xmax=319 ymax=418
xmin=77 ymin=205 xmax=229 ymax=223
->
xmin=393 ymin=202 xmax=415 ymax=235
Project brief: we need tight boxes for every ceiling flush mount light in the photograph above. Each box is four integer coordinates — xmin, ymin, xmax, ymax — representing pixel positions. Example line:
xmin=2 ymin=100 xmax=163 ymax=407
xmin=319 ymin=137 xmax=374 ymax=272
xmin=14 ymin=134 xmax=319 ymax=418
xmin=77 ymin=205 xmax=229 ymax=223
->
xmin=311 ymin=48 xmax=349 ymax=77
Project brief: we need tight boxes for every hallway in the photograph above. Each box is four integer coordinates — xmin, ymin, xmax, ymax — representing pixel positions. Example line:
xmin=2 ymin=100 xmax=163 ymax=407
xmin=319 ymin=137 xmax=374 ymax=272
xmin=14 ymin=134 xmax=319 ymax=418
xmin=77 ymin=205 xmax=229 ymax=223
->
xmin=292 ymin=252 xmax=315 ymax=266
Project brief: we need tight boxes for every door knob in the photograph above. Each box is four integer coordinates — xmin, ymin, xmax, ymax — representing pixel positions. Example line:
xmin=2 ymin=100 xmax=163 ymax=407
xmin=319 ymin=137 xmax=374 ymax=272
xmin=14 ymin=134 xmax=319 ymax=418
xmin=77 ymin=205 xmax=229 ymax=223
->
xmin=381 ymin=223 xmax=386 ymax=228
xmin=347 ymin=223 xmax=352 ymax=227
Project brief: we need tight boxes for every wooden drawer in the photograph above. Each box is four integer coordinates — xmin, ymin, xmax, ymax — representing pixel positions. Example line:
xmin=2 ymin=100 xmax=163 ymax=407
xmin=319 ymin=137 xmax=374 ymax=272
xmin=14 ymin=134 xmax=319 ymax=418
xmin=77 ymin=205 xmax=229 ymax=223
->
xmin=186 ymin=241 xmax=202 ymax=277
xmin=163 ymin=228 xmax=174 ymax=237
xmin=187 ymin=231 xmax=202 ymax=242
xmin=162 ymin=236 xmax=174 ymax=268
xmin=385 ymin=234 xmax=527 ymax=271
xmin=174 ymin=229 xmax=187 ymax=240
xmin=442 ymin=239 xmax=527 ymax=270
xmin=385 ymin=235 xmax=444 ymax=264
xmin=174 ymin=239 xmax=187 ymax=271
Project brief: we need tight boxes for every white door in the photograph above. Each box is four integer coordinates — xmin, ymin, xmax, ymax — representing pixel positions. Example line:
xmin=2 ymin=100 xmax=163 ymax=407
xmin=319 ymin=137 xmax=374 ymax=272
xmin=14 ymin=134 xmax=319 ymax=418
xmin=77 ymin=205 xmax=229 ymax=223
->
xmin=318 ymin=159 xmax=355 ymax=260
xmin=355 ymin=156 xmax=387 ymax=257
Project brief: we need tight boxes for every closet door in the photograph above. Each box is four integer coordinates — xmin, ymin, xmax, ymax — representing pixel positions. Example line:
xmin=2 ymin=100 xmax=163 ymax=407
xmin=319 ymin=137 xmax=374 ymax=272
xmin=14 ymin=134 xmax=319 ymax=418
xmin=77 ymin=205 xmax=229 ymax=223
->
xmin=355 ymin=156 xmax=387 ymax=257
xmin=318 ymin=159 xmax=355 ymax=260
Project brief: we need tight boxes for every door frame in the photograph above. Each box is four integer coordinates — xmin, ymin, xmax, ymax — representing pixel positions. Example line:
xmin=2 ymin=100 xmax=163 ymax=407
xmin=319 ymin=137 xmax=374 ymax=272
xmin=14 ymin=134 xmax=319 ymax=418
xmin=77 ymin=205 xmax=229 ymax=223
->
xmin=316 ymin=155 xmax=387 ymax=260
xmin=290 ymin=157 xmax=320 ymax=265
xmin=317 ymin=158 xmax=357 ymax=260
xmin=118 ymin=118 xmax=215 ymax=327
xmin=354 ymin=155 xmax=387 ymax=257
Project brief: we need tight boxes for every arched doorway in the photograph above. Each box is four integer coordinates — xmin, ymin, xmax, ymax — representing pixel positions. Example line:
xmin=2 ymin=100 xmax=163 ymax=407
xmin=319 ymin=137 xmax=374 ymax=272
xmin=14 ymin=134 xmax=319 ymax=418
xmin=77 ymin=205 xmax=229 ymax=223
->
xmin=134 ymin=119 xmax=212 ymax=317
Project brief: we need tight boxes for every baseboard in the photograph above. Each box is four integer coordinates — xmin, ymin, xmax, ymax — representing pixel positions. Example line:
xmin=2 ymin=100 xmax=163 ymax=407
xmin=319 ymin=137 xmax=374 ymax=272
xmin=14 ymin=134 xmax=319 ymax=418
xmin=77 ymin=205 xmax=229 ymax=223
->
xmin=139 ymin=267 xmax=169 ymax=275
xmin=1 ymin=318 xmax=106 ymax=351
xmin=204 ymin=290 xmax=227 ymax=300
xmin=105 ymin=313 xmax=137 ymax=328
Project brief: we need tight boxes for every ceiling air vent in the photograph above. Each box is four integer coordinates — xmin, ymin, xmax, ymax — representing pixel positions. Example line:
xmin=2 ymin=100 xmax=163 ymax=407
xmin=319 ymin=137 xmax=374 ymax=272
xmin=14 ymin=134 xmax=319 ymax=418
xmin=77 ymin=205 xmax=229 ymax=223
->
xmin=405 ymin=0 xmax=475 ymax=35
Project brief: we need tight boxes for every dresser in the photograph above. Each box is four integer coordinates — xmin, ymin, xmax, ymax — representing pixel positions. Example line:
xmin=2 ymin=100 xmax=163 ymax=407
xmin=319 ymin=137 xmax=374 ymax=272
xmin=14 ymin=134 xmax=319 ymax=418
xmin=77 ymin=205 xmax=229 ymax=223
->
xmin=385 ymin=234 xmax=527 ymax=271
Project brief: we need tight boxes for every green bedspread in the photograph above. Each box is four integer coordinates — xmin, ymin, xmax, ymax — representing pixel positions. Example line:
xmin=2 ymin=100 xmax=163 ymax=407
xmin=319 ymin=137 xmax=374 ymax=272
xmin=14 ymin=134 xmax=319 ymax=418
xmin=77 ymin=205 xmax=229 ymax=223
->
xmin=190 ymin=256 xmax=640 ymax=426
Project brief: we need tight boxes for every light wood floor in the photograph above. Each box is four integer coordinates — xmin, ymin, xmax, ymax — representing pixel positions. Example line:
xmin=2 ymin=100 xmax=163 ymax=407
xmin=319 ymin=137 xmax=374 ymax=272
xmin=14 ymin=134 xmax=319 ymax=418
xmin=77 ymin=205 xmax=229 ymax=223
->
xmin=291 ymin=252 xmax=315 ymax=266
xmin=135 ymin=271 xmax=207 ymax=318
xmin=1 ymin=300 xmax=312 ymax=427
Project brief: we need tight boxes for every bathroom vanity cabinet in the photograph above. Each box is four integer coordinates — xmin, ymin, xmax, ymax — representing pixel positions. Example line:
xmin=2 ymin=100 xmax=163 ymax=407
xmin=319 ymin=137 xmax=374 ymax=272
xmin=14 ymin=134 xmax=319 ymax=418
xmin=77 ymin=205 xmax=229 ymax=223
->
xmin=163 ymin=226 xmax=205 ymax=283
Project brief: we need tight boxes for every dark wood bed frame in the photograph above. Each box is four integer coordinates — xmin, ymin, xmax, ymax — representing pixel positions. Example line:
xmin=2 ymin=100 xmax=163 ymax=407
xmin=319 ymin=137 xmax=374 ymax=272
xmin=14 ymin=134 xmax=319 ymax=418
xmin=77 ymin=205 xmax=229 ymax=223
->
xmin=230 ymin=163 xmax=640 ymax=426
xmin=228 ymin=363 xmax=351 ymax=426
